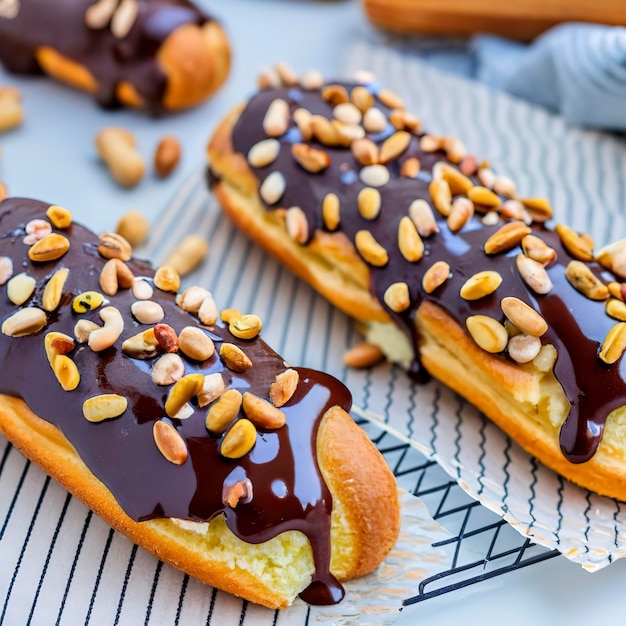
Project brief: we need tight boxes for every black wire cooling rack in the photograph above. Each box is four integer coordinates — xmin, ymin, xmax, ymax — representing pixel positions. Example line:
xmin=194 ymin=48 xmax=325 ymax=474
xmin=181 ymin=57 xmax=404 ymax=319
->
xmin=355 ymin=417 xmax=560 ymax=605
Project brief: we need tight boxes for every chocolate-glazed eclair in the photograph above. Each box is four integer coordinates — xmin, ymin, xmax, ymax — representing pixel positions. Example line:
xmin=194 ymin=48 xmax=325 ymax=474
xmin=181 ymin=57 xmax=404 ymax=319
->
xmin=0 ymin=0 xmax=230 ymax=112
xmin=0 ymin=197 xmax=400 ymax=609
xmin=208 ymin=68 xmax=626 ymax=502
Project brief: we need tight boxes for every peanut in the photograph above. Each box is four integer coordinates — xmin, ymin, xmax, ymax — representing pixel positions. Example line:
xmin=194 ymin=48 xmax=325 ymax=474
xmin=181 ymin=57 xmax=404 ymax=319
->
xmin=248 ymin=139 xmax=281 ymax=168
xmin=501 ymin=296 xmax=548 ymax=337
xmin=422 ymin=261 xmax=451 ymax=294
xmin=220 ymin=419 xmax=257 ymax=459
xmin=343 ymin=341 xmax=384 ymax=368
xmin=45 ymin=204 xmax=72 ymax=229
xmin=42 ymin=267 xmax=69 ymax=312
xmin=154 ymin=136 xmax=181 ymax=178
xmin=0 ymin=256 xmax=12 ymax=285
xmin=197 ymin=372 xmax=226 ymax=407
xmin=131 ymin=300 xmax=164 ymax=324
xmin=95 ymin=127 xmax=145 ymax=187
xmin=88 ymin=306 xmax=124 ymax=352
xmin=153 ymin=323 xmax=179 ymax=353
xmin=219 ymin=342 xmax=252 ymax=372
xmin=178 ymin=326 xmax=215 ymax=361
xmin=206 ymin=389 xmax=242 ymax=434
xmin=460 ymin=271 xmax=502 ymax=301
xmin=28 ymin=233 xmax=70 ymax=262
xmin=7 ymin=272 xmax=36 ymax=306
xmin=115 ymin=210 xmax=149 ymax=247
xmin=122 ymin=328 xmax=161 ymax=358
xmin=0 ymin=86 xmax=23 ymax=132
xmin=83 ymin=394 xmax=128 ymax=423
xmin=355 ymin=230 xmax=389 ymax=267
xmin=269 ymin=368 xmax=299 ymax=407
xmin=165 ymin=373 xmax=205 ymax=418
xmin=98 ymin=232 xmax=132 ymax=261
xmin=151 ymin=353 xmax=185 ymax=386
xmin=508 ymin=334 xmax=542 ymax=364
xmin=2 ymin=307 xmax=47 ymax=337
xmin=599 ymin=323 xmax=626 ymax=365
xmin=357 ymin=187 xmax=381 ymax=220
xmin=242 ymin=392 xmax=286 ymax=430
xmin=383 ymin=281 xmax=410 ymax=312
xmin=153 ymin=265 xmax=181 ymax=292
xmin=153 ymin=420 xmax=188 ymax=465
xmin=466 ymin=315 xmax=508 ymax=353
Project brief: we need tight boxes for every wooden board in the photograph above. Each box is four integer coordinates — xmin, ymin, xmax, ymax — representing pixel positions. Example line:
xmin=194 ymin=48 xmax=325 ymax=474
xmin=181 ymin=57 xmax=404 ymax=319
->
xmin=361 ymin=0 xmax=626 ymax=41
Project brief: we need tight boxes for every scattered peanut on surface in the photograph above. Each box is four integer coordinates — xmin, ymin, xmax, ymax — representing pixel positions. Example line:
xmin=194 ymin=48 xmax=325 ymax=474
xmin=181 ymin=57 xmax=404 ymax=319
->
xmin=115 ymin=210 xmax=150 ymax=247
xmin=0 ymin=87 xmax=23 ymax=132
xmin=95 ymin=127 xmax=145 ymax=187
xmin=154 ymin=135 xmax=181 ymax=178
xmin=162 ymin=234 xmax=209 ymax=277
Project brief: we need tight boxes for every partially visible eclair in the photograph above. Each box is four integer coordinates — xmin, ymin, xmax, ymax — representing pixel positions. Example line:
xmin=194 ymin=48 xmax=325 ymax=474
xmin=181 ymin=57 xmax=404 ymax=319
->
xmin=207 ymin=67 xmax=626 ymax=502
xmin=0 ymin=197 xmax=400 ymax=609
xmin=0 ymin=0 xmax=231 ymax=112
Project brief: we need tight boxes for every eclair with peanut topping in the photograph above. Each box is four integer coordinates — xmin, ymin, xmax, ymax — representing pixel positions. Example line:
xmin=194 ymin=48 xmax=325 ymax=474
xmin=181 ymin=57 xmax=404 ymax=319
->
xmin=207 ymin=67 xmax=626 ymax=502
xmin=0 ymin=197 xmax=400 ymax=609
xmin=0 ymin=0 xmax=231 ymax=112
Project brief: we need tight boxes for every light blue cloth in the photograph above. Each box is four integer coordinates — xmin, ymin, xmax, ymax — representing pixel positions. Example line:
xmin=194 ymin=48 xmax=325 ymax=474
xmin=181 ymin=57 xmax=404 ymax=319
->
xmin=473 ymin=23 xmax=626 ymax=132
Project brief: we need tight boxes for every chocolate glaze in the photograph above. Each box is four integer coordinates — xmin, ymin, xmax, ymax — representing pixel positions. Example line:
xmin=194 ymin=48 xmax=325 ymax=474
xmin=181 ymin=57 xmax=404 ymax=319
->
xmin=0 ymin=0 xmax=211 ymax=112
xmin=0 ymin=198 xmax=352 ymax=604
xmin=227 ymin=83 xmax=626 ymax=465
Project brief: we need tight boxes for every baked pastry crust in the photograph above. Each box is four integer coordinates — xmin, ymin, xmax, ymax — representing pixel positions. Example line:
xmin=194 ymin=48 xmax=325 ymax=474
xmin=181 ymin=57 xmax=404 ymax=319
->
xmin=0 ymin=1 xmax=231 ymax=112
xmin=207 ymin=71 xmax=626 ymax=502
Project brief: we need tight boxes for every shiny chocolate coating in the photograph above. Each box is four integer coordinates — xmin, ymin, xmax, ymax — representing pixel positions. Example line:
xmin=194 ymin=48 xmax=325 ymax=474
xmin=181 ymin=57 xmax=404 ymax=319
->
xmin=0 ymin=0 xmax=210 ymax=112
xmin=228 ymin=83 xmax=626 ymax=465
xmin=0 ymin=198 xmax=352 ymax=604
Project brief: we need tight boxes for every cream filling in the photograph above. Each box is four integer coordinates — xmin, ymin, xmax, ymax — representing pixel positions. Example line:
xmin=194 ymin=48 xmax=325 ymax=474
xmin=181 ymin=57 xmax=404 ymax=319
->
xmin=365 ymin=321 xmax=415 ymax=369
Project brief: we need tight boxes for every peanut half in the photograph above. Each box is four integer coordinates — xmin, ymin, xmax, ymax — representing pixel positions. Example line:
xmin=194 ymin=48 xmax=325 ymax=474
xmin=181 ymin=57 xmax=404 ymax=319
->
xmin=2 ymin=307 xmax=47 ymax=337
xmin=151 ymin=353 xmax=185 ymax=386
xmin=220 ymin=419 xmax=257 ymax=459
xmin=206 ymin=389 xmax=242 ymax=434
xmin=42 ymin=267 xmax=69 ymax=312
xmin=269 ymin=369 xmax=299 ymax=407
xmin=44 ymin=331 xmax=79 ymax=391
xmin=83 ymin=394 xmax=128 ymax=423
xmin=28 ymin=233 xmax=70 ymax=262
xmin=153 ymin=420 xmax=188 ymax=465
xmin=466 ymin=315 xmax=508 ymax=354
xmin=242 ymin=392 xmax=286 ymax=429
xmin=165 ymin=373 xmax=205 ymax=418
xmin=460 ymin=271 xmax=502 ymax=301
xmin=220 ymin=343 xmax=252 ymax=372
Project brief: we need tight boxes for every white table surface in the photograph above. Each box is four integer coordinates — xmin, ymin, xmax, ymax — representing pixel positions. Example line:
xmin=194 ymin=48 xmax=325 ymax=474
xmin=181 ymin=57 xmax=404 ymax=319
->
xmin=1 ymin=1 xmax=626 ymax=624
